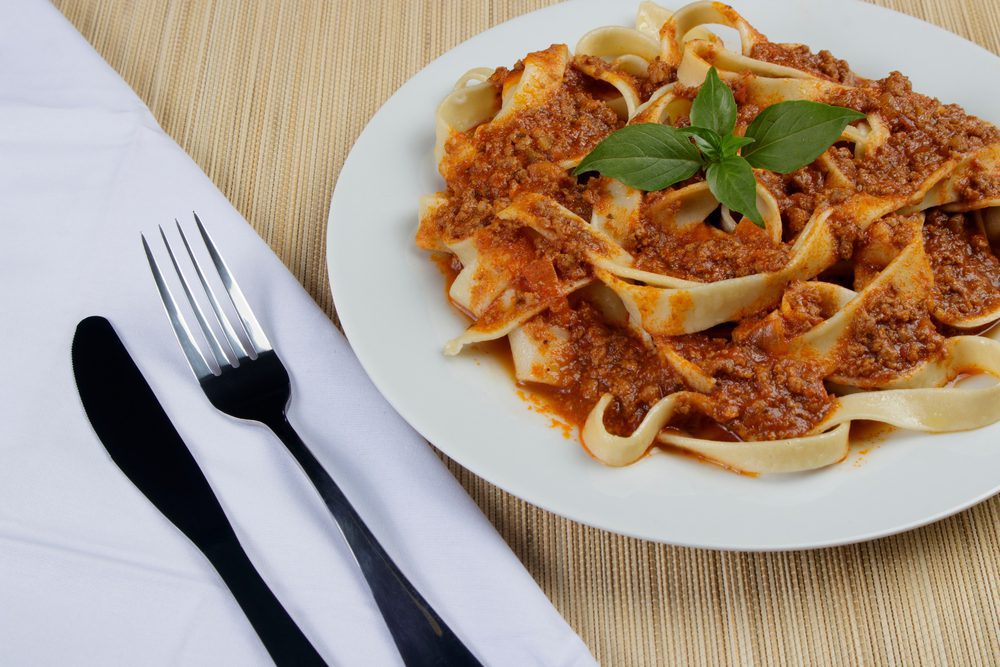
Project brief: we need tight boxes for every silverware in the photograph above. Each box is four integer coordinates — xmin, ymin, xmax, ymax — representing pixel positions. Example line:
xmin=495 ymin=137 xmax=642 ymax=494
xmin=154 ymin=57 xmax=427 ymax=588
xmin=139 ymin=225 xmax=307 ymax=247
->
xmin=142 ymin=214 xmax=481 ymax=667
xmin=71 ymin=316 xmax=326 ymax=666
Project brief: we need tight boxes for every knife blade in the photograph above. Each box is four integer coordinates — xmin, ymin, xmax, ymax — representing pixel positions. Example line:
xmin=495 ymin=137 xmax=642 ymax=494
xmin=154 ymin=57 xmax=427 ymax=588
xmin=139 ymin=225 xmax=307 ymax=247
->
xmin=71 ymin=315 xmax=325 ymax=666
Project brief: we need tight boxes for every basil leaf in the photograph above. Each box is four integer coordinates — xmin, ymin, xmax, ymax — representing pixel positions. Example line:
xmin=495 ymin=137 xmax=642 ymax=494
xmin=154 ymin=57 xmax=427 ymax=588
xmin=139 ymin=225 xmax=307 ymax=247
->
xmin=706 ymin=156 xmax=763 ymax=227
xmin=721 ymin=135 xmax=754 ymax=158
xmin=690 ymin=67 xmax=736 ymax=137
xmin=743 ymin=100 xmax=865 ymax=173
xmin=573 ymin=123 xmax=703 ymax=191
xmin=679 ymin=126 xmax=723 ymax=162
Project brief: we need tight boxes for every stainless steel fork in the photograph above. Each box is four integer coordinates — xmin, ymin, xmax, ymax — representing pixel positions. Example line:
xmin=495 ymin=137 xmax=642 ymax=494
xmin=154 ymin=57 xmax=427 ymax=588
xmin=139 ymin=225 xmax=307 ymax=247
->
xmin=142 ymin=214 xmax=481 ymax=667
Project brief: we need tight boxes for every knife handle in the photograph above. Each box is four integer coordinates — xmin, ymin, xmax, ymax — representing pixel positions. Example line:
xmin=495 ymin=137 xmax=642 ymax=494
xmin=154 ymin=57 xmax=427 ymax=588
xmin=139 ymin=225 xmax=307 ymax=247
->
xmin=204 ymin=538 xmax=326 ymax=666
xmin=262 ymin=415 xmax=481 ymax=667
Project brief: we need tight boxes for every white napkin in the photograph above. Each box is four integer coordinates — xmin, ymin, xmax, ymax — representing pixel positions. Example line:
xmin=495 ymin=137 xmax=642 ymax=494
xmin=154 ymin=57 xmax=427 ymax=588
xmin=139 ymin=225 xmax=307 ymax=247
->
xmin=0 ymin=2 xmax=595 ymax=664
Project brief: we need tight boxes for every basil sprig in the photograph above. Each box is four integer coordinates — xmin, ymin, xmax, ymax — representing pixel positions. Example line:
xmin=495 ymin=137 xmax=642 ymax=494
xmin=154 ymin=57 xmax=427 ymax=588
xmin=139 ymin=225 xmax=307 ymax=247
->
xmin=574 ymin=67 xmax=865 ymax=227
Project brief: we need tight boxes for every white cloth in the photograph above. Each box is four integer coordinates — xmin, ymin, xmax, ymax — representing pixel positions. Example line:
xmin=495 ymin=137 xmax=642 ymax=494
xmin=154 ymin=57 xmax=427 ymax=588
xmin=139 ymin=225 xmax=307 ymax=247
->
xmin=0 ymin=2 xmax=594 ymax=665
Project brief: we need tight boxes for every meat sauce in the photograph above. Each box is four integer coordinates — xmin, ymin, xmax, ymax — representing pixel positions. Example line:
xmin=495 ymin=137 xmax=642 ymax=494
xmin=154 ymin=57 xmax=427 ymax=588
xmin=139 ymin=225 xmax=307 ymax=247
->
xmin=836 ymin=283 xmax=944 ymax=385
xmin=923 ymin=210 xmax=1000 ymax=322
xmin=628 ymin=210 xmax=791 ymax=281
xmin=827 ymin=72 xmax=1000 ymax=197
xmin=749 ymin=43 xmax=856 ymax=84
xmin=425 ymin=40 xmax=1000 ymax=448
xmin=418 ymin=61 xmax=621 ymax=250
xmin=529 ymin=300 xmax=687 ymax=435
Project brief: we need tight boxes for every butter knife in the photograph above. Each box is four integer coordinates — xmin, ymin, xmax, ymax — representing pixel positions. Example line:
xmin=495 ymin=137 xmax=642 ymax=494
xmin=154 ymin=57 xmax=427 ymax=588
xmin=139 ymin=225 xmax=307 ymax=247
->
xmin=71 ymin=316 xmax=325 ymax=666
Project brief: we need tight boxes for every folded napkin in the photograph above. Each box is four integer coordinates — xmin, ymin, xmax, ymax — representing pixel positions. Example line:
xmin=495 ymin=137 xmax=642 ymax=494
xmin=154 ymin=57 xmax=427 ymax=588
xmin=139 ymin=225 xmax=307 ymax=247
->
xmin=0 ymin=2 xmax=594 ymax=664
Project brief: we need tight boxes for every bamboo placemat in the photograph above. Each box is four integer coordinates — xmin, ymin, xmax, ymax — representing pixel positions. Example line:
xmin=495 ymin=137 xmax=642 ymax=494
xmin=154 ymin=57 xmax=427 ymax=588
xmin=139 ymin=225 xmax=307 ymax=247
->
xmin=54 ymin=0 xmax=1000 ymax=663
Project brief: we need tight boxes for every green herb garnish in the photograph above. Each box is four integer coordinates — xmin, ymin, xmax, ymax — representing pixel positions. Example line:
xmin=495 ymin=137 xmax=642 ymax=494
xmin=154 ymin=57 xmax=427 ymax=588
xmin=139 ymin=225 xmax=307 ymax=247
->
xmin=574 ymin=67 xmax=865 ymax=227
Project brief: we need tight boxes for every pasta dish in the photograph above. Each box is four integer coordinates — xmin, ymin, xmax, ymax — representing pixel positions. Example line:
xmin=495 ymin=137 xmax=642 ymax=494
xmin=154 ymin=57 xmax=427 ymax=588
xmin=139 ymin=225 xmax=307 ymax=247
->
xmin=416 ymin=1 xmax=1000 ymax=474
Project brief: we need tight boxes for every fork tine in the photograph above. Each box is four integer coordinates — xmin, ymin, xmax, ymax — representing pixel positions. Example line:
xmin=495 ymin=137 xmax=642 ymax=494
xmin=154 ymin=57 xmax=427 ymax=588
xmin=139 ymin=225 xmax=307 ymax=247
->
xmin=158 ymin=225 xmax=233 ymax=370
xmin=175 ymin=220 xmax=250 ymax=362
xmin=142 ymin=234 xmax=214 ymax=379
xmin=193 ymin=212 xmax=273 ymax=353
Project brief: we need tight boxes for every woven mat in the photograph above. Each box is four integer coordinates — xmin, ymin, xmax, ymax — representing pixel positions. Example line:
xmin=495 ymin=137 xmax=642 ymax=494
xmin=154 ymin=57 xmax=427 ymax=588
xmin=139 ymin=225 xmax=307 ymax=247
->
xmin=54 ymin=0 xmax=1000 ymax=663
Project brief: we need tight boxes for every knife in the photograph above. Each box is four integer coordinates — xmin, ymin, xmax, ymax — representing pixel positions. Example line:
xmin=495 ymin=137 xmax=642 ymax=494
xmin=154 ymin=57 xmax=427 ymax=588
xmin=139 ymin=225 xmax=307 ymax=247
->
xmin=71 ymin=316 xmax=326 ymax=666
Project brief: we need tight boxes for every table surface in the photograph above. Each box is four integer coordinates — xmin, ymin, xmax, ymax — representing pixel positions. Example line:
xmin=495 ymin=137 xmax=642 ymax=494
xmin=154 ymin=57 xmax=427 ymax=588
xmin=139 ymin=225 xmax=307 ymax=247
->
xmin=54 ymin=0 xmax=1000 ymax=663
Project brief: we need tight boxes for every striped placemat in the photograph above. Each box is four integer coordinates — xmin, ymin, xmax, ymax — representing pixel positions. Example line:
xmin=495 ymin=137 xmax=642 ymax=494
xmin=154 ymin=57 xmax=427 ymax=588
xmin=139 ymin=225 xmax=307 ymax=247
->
xmin=55 ymin=0 xmax=1000 ymax=662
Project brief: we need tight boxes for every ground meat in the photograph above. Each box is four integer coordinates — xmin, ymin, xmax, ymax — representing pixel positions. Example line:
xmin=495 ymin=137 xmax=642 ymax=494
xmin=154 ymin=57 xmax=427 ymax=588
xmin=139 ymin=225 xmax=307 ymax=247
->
xmin=829 ymin=72 xmax=1000 ymax=197
xmin=535 ymin=300 xmax=686 ymax=435
xmin=749 ymin=42 xmax=857 ymax=84
xmin=643 ymin=58 xmax=677 ymax=98
xmin=923 ymin=210 xmax=1000 ymax=321
xmin=757 ymin=167 xmax=818 ymax=236
xmin=628 ymin=204 xmax=790 ymax=281
xmin=479 ymin=65 xmax=623 ymax=164
xmin=698 ymin=343 xmax=833 ymax=440
xmin=670 ymin=332 xmax=729 ymax=364
xmin=779 ymin=282 xmax=835 ymax=337
xmin=736 ymin=102 xmax=761 ymax=131
xmin=826 ymin=211 xmax=863 ymax=261
xmin=956 ymin=160 xmax=1000 ymax=203
xmin=416 ymin=192 xmax=495 ymax=250
xmin=835 ymin=283 xmax=943 ymax=384
xmin=429 ymin=167 xmax=593 ymax=248
xmin=430 ymin=62 xmax=623 ymax=243
xmin=757 ymin=159 xmax=854 ymax=239
xmin=535 ymin=300 xmax=833 ymax=440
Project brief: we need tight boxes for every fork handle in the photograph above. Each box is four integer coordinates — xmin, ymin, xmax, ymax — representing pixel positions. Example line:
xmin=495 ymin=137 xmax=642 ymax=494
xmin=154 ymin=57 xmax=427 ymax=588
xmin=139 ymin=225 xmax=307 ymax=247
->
xmin=262 ymin=414 xmax=482 ymax=667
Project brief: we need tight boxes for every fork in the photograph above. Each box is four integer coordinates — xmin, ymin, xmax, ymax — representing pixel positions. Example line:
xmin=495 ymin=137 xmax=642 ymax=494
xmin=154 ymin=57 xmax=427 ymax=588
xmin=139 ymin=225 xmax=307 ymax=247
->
xmin=142 ymin=214 xmax=481 ymax=667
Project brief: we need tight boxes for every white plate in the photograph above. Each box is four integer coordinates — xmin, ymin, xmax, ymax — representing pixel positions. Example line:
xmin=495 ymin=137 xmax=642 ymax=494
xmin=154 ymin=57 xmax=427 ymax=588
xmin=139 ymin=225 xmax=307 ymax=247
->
xmin=327 ymin=0 xmax=1000 ymax=550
